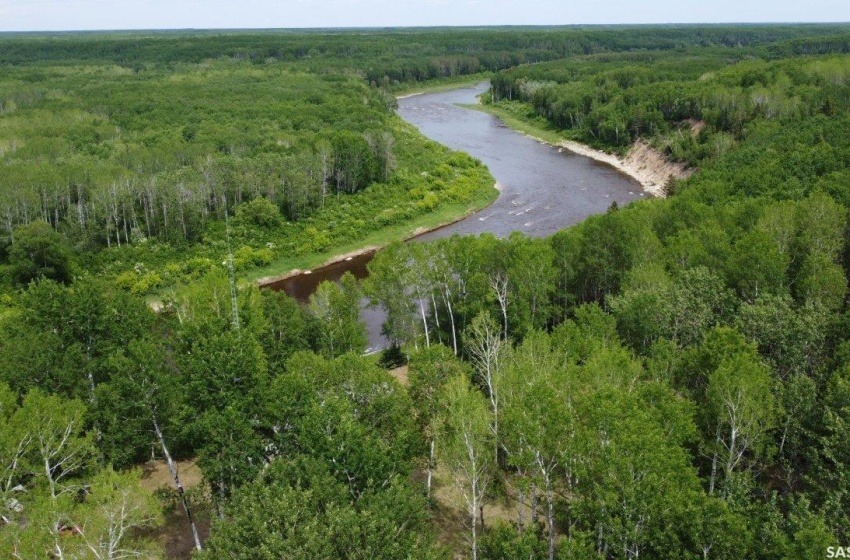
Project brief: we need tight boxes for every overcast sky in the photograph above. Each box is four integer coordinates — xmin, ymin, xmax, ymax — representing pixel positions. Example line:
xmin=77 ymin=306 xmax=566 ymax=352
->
xmin=1 ymin=0 xmax=849 ymax=32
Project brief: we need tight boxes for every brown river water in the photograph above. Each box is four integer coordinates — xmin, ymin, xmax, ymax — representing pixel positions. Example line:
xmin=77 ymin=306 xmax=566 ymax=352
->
xmin=267 ymin=83 xmax=644 ymax=352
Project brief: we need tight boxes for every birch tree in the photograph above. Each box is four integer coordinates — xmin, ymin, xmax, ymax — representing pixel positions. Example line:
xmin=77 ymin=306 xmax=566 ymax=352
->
xmin=501 ymin=332 xmax=572 ymax=560
xmin=706 ymin=353 xmax=775 ymax=498
xmin=309 ymin=273 xmax=368 ymax=357
xmin=408 ymin=347 xmax=466 ymax=502
xmin=426 ymin=244 xmax=462 ymax=354
xmin=75 ymin=467 xmax=162 ymax=560
xmin=488 ymin=270 xmax=510 ymax=341
xmin=465 ymin=312 xmax=505 ymax=460
xmin=23 ymin=391 xmax=95 ymax=503
xmin=365 ymin=242 xmax=420 ymax=347
xmin=0 ymin=383 xmax=31 ymax=506
xmin=5 ymin=391 xmax=95 ymax=559
xmin=436 ymin=374 xmax=494 ymax=560
xmin=580 ymin=385 xmax=701 ymax=560
xmin=98 ymin=339 xmax=204 ymax=551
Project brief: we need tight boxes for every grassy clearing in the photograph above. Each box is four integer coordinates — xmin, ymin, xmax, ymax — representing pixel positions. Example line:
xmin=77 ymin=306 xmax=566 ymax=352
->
xmin=245 ymin=182 xmax=498 ymax=284
xmin=389 ymin=365 xmax=410 ymax=386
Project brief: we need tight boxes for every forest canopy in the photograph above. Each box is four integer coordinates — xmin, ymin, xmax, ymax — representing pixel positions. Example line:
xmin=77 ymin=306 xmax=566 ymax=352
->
xmin=1 ymin=23 xmax=850 ymax=560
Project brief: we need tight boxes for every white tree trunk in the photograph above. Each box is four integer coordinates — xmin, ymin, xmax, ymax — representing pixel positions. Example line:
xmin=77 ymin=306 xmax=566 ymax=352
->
xmin=153 ymin=417 xmax=202 ymax=551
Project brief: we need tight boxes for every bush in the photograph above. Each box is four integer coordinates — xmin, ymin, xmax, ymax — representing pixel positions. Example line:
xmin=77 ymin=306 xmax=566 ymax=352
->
xmin=182 ymin=257 xmax=215 ymax=278
xmin=115 ymin=268 xmax=163 ymax=295
xmin=235 ymin=197 xmax=282 ymax=229
xmin=479 ymin=522 xmax=546 ymax=560
xmin=233 ymin=245 xmax=274 ymax=270
xmin=8 ymin=221 xmax=73 ymax=287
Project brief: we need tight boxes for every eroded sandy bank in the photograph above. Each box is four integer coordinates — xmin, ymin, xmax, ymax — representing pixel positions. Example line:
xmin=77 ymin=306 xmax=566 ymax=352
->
xmin=557 ymin=138 xmax=692 ymax=198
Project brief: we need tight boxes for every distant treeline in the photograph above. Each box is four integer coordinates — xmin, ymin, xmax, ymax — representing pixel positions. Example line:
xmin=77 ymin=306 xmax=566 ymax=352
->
xmin=2 ymin=25 xmax=850 ymax=85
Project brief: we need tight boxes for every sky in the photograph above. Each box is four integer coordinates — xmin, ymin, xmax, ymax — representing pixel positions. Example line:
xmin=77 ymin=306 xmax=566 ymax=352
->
xmin=1 ymin=0 xmax=849 ymax=32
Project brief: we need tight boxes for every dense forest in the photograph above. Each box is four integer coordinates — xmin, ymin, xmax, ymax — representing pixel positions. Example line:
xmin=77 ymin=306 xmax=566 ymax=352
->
xmin=1 ymin=24 xmax=850 ymax=559
xmin=0 ymin=60 xmax=494 ymax=294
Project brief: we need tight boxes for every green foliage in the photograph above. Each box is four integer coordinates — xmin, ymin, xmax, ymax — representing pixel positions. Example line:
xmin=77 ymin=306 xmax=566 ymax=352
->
xmin=609 ymin=265 xmax=735 ymax=352
xmin=1 ymin=25 xmax=850 ymax=559
xmin=408 ymin=346 xmax=469 ymax=435
xmin=198 ymin=456 xmax=444 ymax=560
xmin=479 ymin=523 xmax=548 ymax=560
xmin=807 ymin=365 xmax=850 ymax=540
xmin=736 ymin=295 xmax=833 ymax=379
xmin=235 ymin=196 xmax=281 ymax=228
xmin=0 ymin=385 xmax=162 ymax=558
xmin=267 ymin=351 xmax=421 ymax=492
xmin=7 ymin=220 xmax=73 ymax=286
xmin=232 ymin=245 xmax=273 ymax=270
xmin=258 ymin=289 xmax=314 ymax=372
xmin=705 ymin=352 xmax=776 ymax=498
xmin=115 ymin=266 xmax=163 ymax=294
xmin=309 ymin=272 xmax=368 ymax=358
xmin=0 ymin=51 xmax=494 ymax=292
xmin=0 ymin=276 xmax=154 ymax=398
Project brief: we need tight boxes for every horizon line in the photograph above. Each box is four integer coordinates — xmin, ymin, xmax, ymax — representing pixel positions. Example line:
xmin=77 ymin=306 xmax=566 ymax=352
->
xmin=2 ymin=21 xmax=850 ymax=35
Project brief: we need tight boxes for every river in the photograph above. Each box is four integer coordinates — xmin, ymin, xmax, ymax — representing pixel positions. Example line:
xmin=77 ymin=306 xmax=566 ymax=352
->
xmin=267 ymin=82 xmax=644 ymax=352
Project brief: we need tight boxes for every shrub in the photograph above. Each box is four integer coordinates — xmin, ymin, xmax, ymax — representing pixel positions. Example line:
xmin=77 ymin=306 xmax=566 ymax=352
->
xmin=233 ymin=246 xmax=274 ymax=270
xmin=235 ymin=197 xmax=282 ymax=228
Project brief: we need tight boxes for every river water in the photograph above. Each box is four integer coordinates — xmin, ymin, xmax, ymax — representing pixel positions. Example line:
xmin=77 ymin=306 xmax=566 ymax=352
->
xmin=268 ymin=82 xmax=644 ymax=352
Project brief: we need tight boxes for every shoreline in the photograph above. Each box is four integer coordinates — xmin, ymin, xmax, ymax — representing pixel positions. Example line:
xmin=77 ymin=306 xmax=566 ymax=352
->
xmin=256 ymin=90 xmax=692 ymax=289
xmin=392 ymin=76 xmax=491 ymax=100
xmin=464 ymin=102 xmax=691 ymax=198
xmin=557 ymin=139 xmax=665 ymax=197
xmin=255 ymin=182 xmax=502 ymax=287
xmin=255 ymin=82 xmax=496 ymax=287
xmin=555 ymin=138 xmax=690 ymax=198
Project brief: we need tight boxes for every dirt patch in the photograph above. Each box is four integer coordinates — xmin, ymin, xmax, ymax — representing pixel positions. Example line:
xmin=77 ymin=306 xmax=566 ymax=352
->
xmin=138 ymin=458 xmax=211 ymax=559
xmin=429 ymin=464 xmax=517 ymax=558
xmin=140 ymin=507 xmax=211 ymax=560
xmin=389 ymin=365 xmax=410 ymax=386
xmin=139 ymin=458 xmax=203 ymax=494
xmin=686 ymin=118 xmax=706 ymax=136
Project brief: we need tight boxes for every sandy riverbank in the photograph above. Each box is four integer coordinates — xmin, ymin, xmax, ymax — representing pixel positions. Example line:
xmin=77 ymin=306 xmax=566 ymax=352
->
xmin=395 ymin=92 xmax=425 ymax=100
xmin=464 ymin=96 xmax=692 ymax=198
xmin=557 ymin=138 xmax=691 ymax=198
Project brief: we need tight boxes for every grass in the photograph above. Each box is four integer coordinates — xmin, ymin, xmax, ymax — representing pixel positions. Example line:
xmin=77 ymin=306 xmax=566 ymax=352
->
xmin=244 ymin=182 xmax=498 ymax=284
xmin=461 ymin=100 xmax=573 ymax=146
